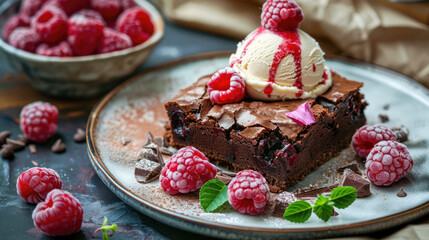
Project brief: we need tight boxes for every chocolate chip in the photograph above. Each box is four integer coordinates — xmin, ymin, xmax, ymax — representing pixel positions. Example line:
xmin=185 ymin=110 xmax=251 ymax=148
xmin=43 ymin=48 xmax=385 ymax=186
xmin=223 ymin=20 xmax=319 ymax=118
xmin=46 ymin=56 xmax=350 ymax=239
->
xmin=51 ymin=139 xmax=66 ymax=153
xmin=341 ymin=169 xmax=371 ymax=198
xmin=379 ymin=114 xmax=389 ymax=123
xmin=73 ymin=128 xmax=86 ymax=143
xmin=121 ymin=137 xmax=131 ymax=146
xmin=337 ymin=162 xmax=361 ymax=175
xmin=6 ymin=138 xmax=26 ymax=151
xmin=134 ymin=158 xmax=162 ymax=183
xmin=397 ymin=187 xmax=407 ymax=198
xmin=391 ymin=126 xmax=409 ymax=142
xmin=1 ymin=144 xmax=14 ymax=159
xmin=0 ymin=131 xmax=11 ymax=145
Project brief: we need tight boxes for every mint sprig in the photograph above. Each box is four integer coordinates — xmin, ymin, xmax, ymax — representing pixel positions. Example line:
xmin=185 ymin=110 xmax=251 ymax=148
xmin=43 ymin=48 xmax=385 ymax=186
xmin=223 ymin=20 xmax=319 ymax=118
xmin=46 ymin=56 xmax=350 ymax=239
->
xmin=199 ymin=179 xmax=230 ymax=212
xmin=283 ymin=186 xmax=357 ymax=223
xmin=92 ymin=217 xmax=118 ymax=240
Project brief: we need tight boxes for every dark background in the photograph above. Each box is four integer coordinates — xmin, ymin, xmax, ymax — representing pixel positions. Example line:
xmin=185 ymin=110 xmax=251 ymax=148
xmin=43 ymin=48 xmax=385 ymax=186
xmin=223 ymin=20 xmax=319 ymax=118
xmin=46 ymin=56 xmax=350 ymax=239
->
xmin=0 ymin=0 xmax=427 ymax=239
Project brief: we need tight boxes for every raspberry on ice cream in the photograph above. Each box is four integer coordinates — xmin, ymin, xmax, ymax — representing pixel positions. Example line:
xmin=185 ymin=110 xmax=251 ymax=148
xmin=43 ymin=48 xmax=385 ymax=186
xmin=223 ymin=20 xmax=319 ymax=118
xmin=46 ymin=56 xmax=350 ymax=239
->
xmin=352 ymin=125 xmax=397 ymax=158
xmin=160 ymin=146 xmax=217 ymax=195
xmin=365 ymin=141 xmax=413 ymax=186
xmin=228 ymin=170 xmax=270 ymax=215
xmin=207 ymin=67 xmax=246 ymax=104
xmin=261 ymin=0 xmax=303 ymax=31
xmin=32 ymin=189 xmax=83 ymax=236
xmin=16 ymin=167 xmax=62 ymax=204
xmin=20 ymin=101 xmax=58 ymax=143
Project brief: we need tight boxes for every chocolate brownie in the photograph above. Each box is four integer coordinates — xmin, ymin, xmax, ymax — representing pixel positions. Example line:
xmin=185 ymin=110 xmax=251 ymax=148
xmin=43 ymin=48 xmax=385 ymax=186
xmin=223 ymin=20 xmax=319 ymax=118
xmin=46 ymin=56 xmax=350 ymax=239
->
xmin=165 ymin=72 xmax=366 ymax=192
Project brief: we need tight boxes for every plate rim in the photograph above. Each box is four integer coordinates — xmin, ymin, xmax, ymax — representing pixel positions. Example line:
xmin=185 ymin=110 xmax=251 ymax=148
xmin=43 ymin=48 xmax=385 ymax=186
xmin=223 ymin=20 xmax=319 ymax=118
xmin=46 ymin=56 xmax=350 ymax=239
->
xmin=86 ymin=51 xmax=429 ymax=236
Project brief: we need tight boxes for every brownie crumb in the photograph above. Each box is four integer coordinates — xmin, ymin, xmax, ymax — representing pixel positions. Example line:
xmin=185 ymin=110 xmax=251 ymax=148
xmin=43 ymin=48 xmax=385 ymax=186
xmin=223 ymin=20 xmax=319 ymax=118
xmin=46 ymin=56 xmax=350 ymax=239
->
xmin=0 ymin=131 xmax=11 ymax=145
xmin=383 ymin=104 xmax=390 ymax=110
xmin=1 ymin=144 xmax=14 ymax=159
xmin=29 ymin=144 xmax=37 ymax=154
xmin=6 ymin=138 xmax=26 ymax=151
xmin=378 ymin=114 xmax=389 ymax=123
xmin=121 ymin=137 xmax=131 ymax=146
xmin=391 ymin=126 xmax=409 ymax=142
xmin=397 ymin=187 xmax=407 ymax=197
xmin=51 ymin=139 xmax=66 ymax=153
xmin=73 ymin=128 xmax=86 ymax=143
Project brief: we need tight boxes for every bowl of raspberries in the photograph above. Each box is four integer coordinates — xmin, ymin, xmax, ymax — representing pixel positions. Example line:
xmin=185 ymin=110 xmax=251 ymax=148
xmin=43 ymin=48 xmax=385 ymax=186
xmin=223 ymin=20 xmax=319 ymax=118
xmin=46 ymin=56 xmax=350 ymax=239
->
xmin=0 ymin=0 xmax=164 ymax=98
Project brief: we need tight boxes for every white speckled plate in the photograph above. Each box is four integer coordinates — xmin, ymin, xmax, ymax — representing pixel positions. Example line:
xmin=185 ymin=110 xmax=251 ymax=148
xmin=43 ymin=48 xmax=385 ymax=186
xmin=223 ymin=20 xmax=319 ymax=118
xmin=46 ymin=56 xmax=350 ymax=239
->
xmin=87 ymin=52 xmax=429 ymax=239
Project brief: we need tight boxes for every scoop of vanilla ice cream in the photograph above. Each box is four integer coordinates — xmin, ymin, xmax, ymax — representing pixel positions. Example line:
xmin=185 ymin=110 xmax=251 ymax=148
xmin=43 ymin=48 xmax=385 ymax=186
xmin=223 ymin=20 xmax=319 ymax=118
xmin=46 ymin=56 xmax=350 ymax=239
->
xmin=230 ymin=28 xmax=332 ymax=101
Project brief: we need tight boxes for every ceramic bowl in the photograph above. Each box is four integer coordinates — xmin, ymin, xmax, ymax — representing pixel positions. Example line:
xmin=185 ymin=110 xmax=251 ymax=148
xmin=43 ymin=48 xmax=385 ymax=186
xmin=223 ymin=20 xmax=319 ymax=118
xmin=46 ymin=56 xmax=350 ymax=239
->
xmin=0 ymin=0 xmax=164 ymax=98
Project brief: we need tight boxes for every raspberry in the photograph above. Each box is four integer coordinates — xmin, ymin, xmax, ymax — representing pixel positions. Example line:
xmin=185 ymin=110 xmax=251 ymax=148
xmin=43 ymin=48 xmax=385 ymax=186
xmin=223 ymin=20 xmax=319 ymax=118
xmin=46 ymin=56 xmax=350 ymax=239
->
xmin=74 ymin=9 xmax=106 ymax=25
xmin=32 ymin=189 xmax=83 ymax=236
xmin=352 ymin=125 xmax=397 ymax=158
xmin=68 ymin=15 xmax=104 ymax=56
xmin=36 ymin=41 xmax=73 ymax=57
xmin=261 ymin=0 xmax=303 ymax=31
xmin=207 ymin=67 xmax=246 ymax=104
xmin=98 ymin=28 xmax=132 ymax=54
xmin=16 ymin=167 xmax=62 ymax=204
xmin=57 ymin=0 xmax=90 ymax=15
xmin=8 ymin=27 xmax=41 ymax=53
xmin=365 ymin=141 xmax=413 ymax=186
xmin=20 ymin=0 xmax=48 ymax=17
xmin=160 ymin=146 xmax=217 ymax=195
xmin=121 ymin=0 xmax=136 ymax=9
xmin=2 ymin=14 xmax=31 ymax=42
xmin=228 ymin=170 xmax=270 ymax=215
xmin=116 ymin=7 xmax=154 ymax=46
xmin=32 ymin=6 xmax=68 ymax=45
xmin=20 ymin=101 xmax=58 ymax=143
xmin=91 ymin=0 xmax=123 ymax=20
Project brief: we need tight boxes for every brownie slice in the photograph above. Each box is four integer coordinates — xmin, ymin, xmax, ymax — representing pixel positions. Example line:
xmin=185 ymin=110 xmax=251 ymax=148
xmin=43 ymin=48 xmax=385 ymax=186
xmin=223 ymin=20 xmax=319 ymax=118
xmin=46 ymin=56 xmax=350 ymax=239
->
xmin=165 ymin=72 xmax=366 ymax=192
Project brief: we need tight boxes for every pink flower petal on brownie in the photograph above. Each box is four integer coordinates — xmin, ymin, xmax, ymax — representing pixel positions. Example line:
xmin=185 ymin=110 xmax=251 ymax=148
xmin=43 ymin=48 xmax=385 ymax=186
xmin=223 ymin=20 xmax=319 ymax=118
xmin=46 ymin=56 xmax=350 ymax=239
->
xmin=285 ymin=101 xmax=315 ymax=126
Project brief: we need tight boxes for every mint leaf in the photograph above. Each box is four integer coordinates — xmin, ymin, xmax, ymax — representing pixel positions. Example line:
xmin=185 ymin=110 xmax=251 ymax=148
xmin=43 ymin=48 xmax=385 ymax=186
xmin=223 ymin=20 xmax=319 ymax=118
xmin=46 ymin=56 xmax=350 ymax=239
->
xmin=199 ymin=179 xmax=229 ymax=212
xmin=283 ymin=200 xmax=312 ymax=223
xmin=329 ymin=186 xmax=357 ymax=209
xmin=313 ymin=195 xmax=334 ymax=222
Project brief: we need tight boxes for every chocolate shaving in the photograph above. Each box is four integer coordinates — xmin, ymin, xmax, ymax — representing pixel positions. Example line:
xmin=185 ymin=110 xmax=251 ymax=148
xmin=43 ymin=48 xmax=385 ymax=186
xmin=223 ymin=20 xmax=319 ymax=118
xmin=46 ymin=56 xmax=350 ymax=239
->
xmin=0 ymin=131 xmax=11 ymax=145
xmin=273 ymin=191 xmax=297 ymax=217
xmin=332 ymin=208 xmax=339 ymax=216
xmin=121 ymin=137 xmax=131 ymax=146
xmin=293 ymin=185 xmax=337 ymax=199
xmin=397 ymin=187 xmax=407 ymax=198
xmin=6 ymin=138 xmax=26 ymax=151
xmin=73 ymin=128 xmax=86 ymax=143
xmin=383 ymin=104 xmax=390 ymax=110
xmin=51 ymin=139 xmax=66 ymax=153
xmin=337 ymin=162 xmax=361 ymax=175
xmin=340 ymin=168 xmax=371 ymax=198
xmin=135 ymin=132 xmax=166 ymax=184
xmin=378 ymin=114 xmax=389 ymax=123
xmin=391 ymin=126 xmax=409 ymax=142
xmin=0 ymin=144 xmax=14 ymax=159
xmin=215 ymin=169 xmax=237 ymax=185
xmin=18 ymin=134 xmax=29 ymax=144
xmin=144 ymin=132 xmax=175 ymax=156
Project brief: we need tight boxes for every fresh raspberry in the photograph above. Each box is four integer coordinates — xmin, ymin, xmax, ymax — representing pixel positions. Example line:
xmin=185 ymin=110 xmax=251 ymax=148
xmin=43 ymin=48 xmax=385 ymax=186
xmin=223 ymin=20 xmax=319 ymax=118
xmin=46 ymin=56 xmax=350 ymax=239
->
xmin=20 ymin=0 xmax=48 ymax=17
xmin=98 ymin=28 xmax=132 ymax=54
xmin=261 ymin=0 xmax=303 ymax=31
xmin=8 ymin=27 xmax=41 ymax=53
xmin=116 ymin=7 xmax=154 ymax=46
xmin=68 ymin=15 xmax=104 ymax=56
xmin=207 ymin=67 xmax=246 ymax=104
xmin=36 ymin=41 xmax=73 ymax=57
xmin=121 ymin=0 xmax=136 ymax=9
xmin=2 ymin=14 xmax=31 ymax=42
xmin=228 ymin=170 xmax=270 ymax=215
xmin=160 ymin=146 xmax=217 ymax=195
xmin=352 ymin=125 xmax=397 ymax=158
xmin=365 ymin=141 xmax=413 ymax=186
xmin=73 ymin=9 xmax=106 ymax=25
xmin=57 ymin=0 xmax=90 ymax=15
xmin=16 ymin=167 xmax=62 ymax=204
xmin=20 ymin=101 xmax=58 ymax=143
xmin=91 ymin=0 xmax=123 ymax=20
xmin=32 ymin=6 xmax=68 ymax=45
xmin=32 ymin=189 xmax=83 ymax=236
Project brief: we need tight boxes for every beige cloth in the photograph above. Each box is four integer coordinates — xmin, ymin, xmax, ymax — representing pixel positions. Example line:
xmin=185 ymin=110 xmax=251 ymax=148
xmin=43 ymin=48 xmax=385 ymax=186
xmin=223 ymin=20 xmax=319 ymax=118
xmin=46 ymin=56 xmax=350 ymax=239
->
xmin=153 ymin=0 xmax=429 ymax=88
